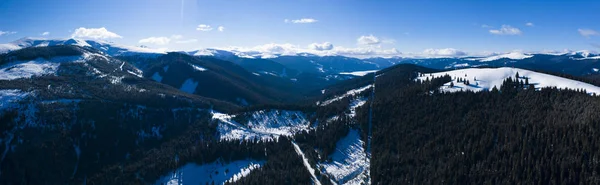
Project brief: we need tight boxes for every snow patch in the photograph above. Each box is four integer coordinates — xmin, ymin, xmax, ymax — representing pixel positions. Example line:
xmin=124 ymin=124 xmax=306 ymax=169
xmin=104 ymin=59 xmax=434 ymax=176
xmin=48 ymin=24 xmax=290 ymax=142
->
xmin=260 ymin=71 xmax=278 ymax=76
xmin=109 ymin=76 xmax=124 ymax=84
xmin=339 ymin=70 xmax=378 ymax=77
xmin=189 ymin=63 xmax=207 ymax=71
xmin=127 ymin=69 xmax=143 ymax=78
xmin=154 ymin=159 xmax=265 ymax=185
xmin=226 ymin=162 xmax=262 ymax=183
xmin=348 ymin=98 xmax=367 ymax=118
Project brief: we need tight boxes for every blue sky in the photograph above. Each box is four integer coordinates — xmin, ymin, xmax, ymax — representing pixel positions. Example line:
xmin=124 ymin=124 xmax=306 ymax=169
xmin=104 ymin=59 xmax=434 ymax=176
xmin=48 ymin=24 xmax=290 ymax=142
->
xmin=1 ymin=0 xmax=599 ymax=56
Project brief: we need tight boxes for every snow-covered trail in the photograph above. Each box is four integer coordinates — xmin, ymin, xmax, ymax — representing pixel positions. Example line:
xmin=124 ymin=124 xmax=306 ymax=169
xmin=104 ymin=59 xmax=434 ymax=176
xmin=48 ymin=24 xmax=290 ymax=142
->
xmin=291 ymin=141 xmax=322 ymax=185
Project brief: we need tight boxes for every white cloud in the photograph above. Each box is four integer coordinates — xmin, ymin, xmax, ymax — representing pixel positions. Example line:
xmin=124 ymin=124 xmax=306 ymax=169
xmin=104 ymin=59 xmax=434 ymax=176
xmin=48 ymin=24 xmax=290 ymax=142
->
xmin=357 ymin=35 xmax=381 ymax=45
xmin=579 ymin=29 xmax=599 ymax=38
xmin=139 ymin=37 xmax=171 ymax=45
xmin=176 ymin=39 xmax=198 ymax=44
xmin=196 ymin=24 xmax=213 ymax=31
xmin=0 ymin=31 xmax=17 ymax=36
xmin=422 ymin=48 xmax=467 ymax=57
xmin=285 ymin=18 xmax=318 ymax=24
xmin=171 ymin=35 xmax=183 ymax=39
xmin=71 ymin=27 xmax=122 ymax=39
xmin=481 ymin=24 xmax=491 ymax=28
xmin=308 ymin=42 xmax=334 ymax=51
xmin=489 ymin=25 xmax=522 ymax=35
xmin=525 ymin=22 xmax=534 ymax=27
xmin=41 ymin=32 xmax=50 ymax=36
xmin=218 ymin=26 xmax=225 ymax=32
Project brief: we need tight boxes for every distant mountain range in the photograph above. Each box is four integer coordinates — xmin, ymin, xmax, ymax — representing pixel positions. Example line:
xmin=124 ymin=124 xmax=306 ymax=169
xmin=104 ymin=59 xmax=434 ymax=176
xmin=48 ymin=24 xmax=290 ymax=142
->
xmin=3 ymin=38 xmax=599 ymax=79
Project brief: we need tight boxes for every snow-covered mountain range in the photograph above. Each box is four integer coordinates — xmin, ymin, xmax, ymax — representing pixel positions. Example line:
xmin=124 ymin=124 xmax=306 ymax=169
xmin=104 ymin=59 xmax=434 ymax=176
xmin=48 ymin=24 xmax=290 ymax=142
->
xmin=1 ymin=37 xmax=166 ymax=56
xmin=3 ymin=38 xmax=599 ymax=78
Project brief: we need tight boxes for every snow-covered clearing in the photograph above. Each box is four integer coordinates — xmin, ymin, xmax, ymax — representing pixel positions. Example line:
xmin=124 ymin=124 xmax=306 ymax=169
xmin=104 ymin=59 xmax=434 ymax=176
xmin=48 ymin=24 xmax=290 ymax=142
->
xmin=319 ymin=85 xmax=373 ymax=106
xmin=0 ymin=54 xmax=88 ymax=80
xmin=417 ymin=67 xmax=600 ymax=94
xmin=154 ymin=159 xmax=265 ymax=185
xmin=319 ymin=129 xmax=370 ymax=185
xmin=212 ymin=110 xmax=311 ymax=142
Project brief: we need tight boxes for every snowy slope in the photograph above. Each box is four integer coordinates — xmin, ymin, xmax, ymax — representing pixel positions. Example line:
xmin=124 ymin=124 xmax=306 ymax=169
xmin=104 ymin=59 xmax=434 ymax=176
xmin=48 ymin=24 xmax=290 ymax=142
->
xmin=0 ymin=54 xmax=90 ymax=80
xmin=348 ymin=98 xmax=367 ymax=118
xmin=0 ymin=43 xmax=21 ymax=54
xmin=319 ymin=85 xmax=373 ymax=106
xmin=212 ymin=110 xmax=311 ymax=142
xmin=319 ymin=129 xmax=370 ymax=185
xmin=154 ymin=159 xmax=265 ymax=185
xmin=1 ymin=38 xmax=166 ymax=56
xmin=416 ymin=67 xmax=600 ymax=94
xmin=0 ymin=89 xmax=30 ymax=111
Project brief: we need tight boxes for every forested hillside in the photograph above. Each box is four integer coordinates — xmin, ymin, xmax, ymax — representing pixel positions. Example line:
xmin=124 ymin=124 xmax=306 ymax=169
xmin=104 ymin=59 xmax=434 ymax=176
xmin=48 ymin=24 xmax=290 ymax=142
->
xmin=367 ymin=65 xmax=600 ymax=184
